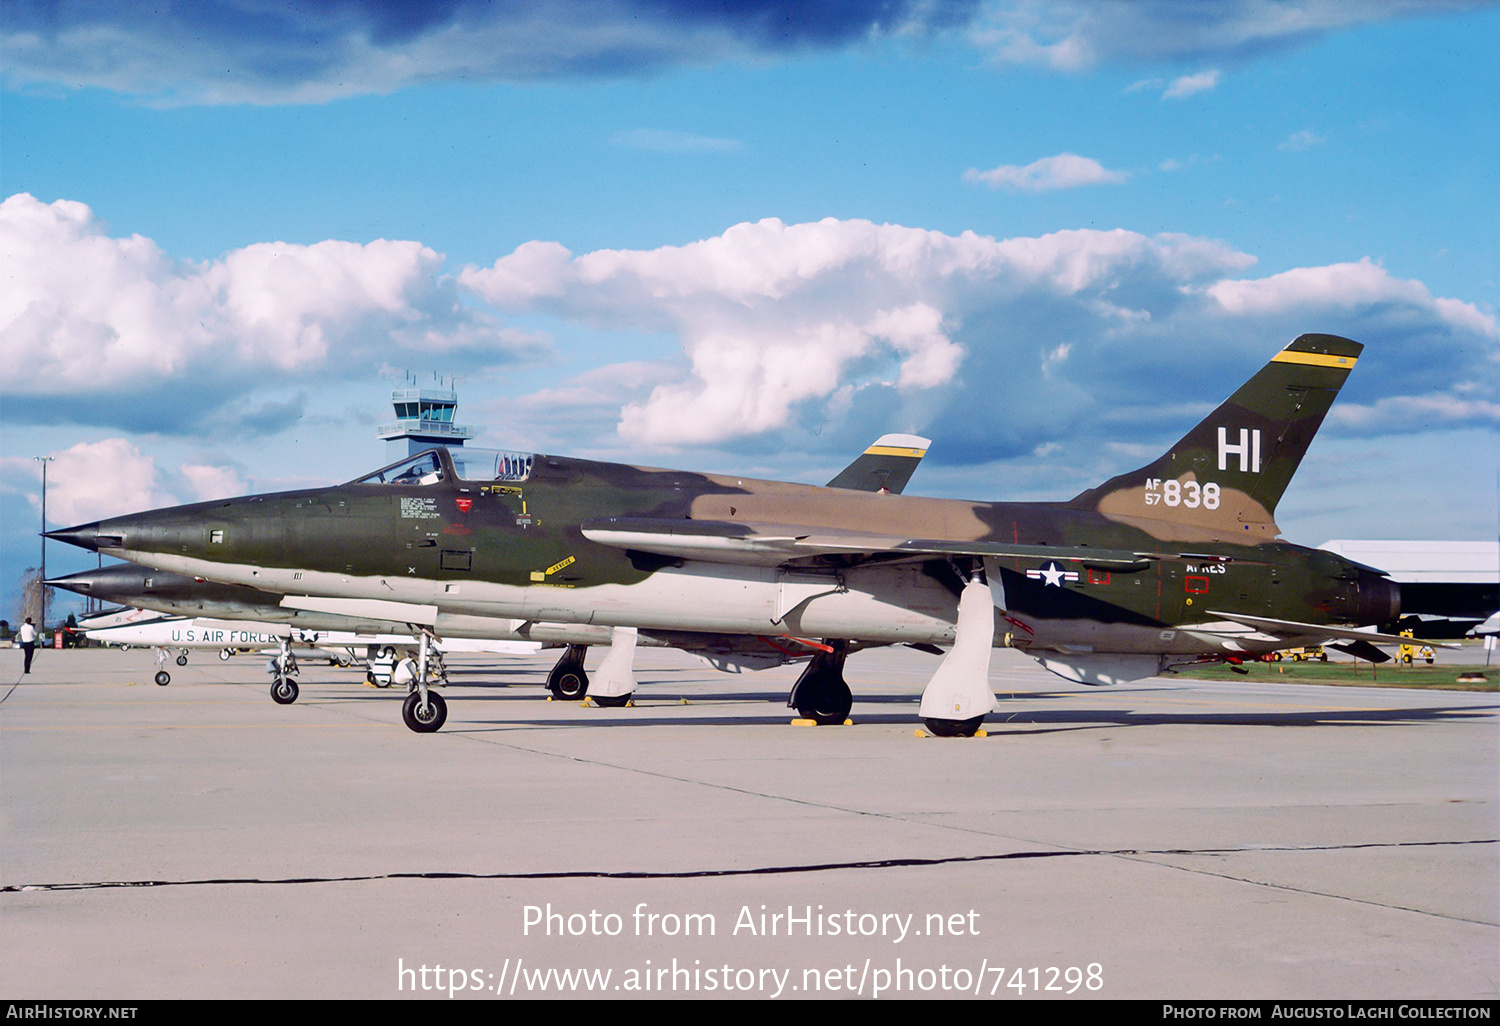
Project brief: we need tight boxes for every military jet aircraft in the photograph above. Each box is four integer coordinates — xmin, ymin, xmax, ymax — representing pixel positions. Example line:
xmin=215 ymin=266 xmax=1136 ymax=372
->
xmin=47 ymin=435 xmax=931 ymax=709
xmin=68 ymin=599 xmax=545 ymax=688
xmin=50 ymin=335 xmax=1417 ymax=736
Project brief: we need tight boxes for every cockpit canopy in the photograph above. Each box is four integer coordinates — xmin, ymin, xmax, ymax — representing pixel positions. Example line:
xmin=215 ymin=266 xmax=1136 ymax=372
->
xmin=352 ymin=447 xmax=534 ymax=486
xmin=448 ymin=448 xmax=534 ymax=482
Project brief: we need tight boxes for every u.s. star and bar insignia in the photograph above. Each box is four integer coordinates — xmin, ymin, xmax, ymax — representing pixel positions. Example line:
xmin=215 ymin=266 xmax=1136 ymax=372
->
xmin=1026 ymin=561 xmax=1079 ymax=587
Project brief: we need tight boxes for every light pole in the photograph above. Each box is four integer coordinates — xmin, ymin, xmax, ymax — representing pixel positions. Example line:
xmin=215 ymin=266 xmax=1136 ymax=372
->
xmin=34 ymin=456 xmax=54 ymax=629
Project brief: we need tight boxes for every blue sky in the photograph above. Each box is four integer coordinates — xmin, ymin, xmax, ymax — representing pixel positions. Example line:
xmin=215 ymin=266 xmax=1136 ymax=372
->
xmin=2 ymin=1 xmax=1497 ymax=621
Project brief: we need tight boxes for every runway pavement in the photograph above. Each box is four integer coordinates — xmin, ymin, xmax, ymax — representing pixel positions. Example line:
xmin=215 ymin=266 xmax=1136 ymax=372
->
xmin=1 ymin=644 xmax=1495 ymax=999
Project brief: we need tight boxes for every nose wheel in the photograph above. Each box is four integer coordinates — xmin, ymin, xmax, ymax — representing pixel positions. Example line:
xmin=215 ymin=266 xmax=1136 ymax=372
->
xmin=268 ymin=639 xmax=299 ymax=704
xmin=402 ymin=690 xmax=447 ymax=732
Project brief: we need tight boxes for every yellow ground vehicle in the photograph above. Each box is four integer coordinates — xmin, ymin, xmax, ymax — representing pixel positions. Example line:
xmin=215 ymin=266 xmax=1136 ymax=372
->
xmin=1396 ymin=631 xmax=1436 ymax=666
xmin=1271 ymin=647 xmax=1328 ymax=662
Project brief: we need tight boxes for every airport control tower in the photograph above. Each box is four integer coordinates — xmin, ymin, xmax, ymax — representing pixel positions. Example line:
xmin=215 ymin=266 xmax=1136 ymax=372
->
xmin=377 ymin=383 xmax=474 ymax=461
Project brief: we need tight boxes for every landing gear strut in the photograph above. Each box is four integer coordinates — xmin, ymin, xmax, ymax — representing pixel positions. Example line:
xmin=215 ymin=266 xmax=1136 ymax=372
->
xmin=588 ymin=627 xmax=639 ymax=707
xmin=917 ymin=565 xmax=999 ymax=738
xmin=269 ymin=638 xmax=299 ymax=704
xmin=788 ymin=641 xmax=853 ymax=725
xmin=401 ymin=630 xmax=447 ymax=733
xmin=547 ymin=644 xmax=590 ymax=700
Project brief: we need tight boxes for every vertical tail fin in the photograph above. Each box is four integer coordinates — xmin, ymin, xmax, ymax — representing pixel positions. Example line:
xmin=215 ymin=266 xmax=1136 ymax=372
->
xmin=1067 ymin=334 xmax=1361 ymax=538
xmin=826 ymin=433 xmax=930 ymax=494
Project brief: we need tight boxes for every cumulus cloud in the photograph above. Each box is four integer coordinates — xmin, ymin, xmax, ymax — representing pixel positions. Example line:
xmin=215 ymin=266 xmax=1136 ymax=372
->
xmin=0 ymin=0 xmax=977 ymax=104
xmin=1328 ymin=394 xmax=1500 ymax=433
xmin=1206 ymin=258 xmax=1498 ymax=339
xmin=963 ymin=153 xmax=1127 ymax=193
xmin=0 ymin=193 xmax=542 ymax=433
xmin=179 ymin=463 xmax=250 ymax=502
xmin=5 ymin=440 xmax=169 ymax=527
xmin=10 ymin=199 xmax=1494 ymax=486
xmin=972 ymin=0 xmax=1486 ymax=70
xmin=1162 ymin=69 xmax=1220 ymax=99
xmin=5 ymin=440 xmax=254 ymax=529
xmin=460 ymin=217 xmax=1497 ymax=467
xmin=461 ymin=217 xmax=1261 ymax=449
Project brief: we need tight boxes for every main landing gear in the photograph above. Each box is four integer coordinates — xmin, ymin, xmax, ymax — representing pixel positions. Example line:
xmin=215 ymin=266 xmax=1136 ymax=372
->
xmin=787 ymin=642 xmax=853 ymax=725
xmin=547 ymin=644 xmax=590 ymax=700
xmin=587 ymin=627 xmax=639 ymax=707
xmin=916 ymin=567 xmax=1000 ymax=738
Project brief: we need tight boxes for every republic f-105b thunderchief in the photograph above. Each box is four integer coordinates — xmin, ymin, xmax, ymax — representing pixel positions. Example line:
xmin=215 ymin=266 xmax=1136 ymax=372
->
xmin=51 ymin=334 xmax=1416 ymax=736
xmin=46 ymin=436 xmax=932 ymax=709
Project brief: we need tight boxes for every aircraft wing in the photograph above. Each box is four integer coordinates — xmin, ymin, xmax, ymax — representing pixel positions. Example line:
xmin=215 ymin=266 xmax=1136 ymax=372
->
xmin=1202 ymin=611 xmax=1460 ymax=648
xmin=580 ymin=516 xmax=1256 ymax=570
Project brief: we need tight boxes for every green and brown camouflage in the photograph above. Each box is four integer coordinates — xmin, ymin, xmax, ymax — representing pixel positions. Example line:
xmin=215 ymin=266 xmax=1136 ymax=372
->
xmin=45 ymin=435 xmax=936 ymax=667
xmin=1068 ymin=332 xmax=1363 ymax=542
xmin=49 ymin=334 xmax=1407 ymax=733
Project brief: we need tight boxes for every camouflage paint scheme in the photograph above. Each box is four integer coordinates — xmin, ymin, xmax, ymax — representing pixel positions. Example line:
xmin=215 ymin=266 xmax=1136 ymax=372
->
xmin=46 ymin=436 xmax=934 ymax=671
xmin=50 ymin=335 xmax=1405 ymax=730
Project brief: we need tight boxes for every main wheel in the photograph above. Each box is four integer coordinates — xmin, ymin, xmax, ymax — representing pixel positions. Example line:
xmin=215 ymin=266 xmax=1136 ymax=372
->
xmin=402 ymin=691 xmax=447 ymax=732
xmin=175 ymin=653 xmax=188 ymax=666
xmin=923 ymin=715 xmax=985 ymax=738
xmin=219 ymin=648 xmax=233 ymax=661
xmin=270 ymin=677 xmax=299 ymax=704
xmin=548 ymin=663 xmax=588 ymax=700
xmin=795 ymin=675 xmax=852 ymax=726
xmin=592 ymin=693 xmax=632 ymax=708
xmin=154 ymin=671 xmax=171 ymax=686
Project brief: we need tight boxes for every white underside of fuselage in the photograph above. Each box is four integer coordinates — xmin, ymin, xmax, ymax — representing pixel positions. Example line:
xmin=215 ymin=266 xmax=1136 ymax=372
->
xmin=123 ymin=547 xmax=1290 ymax=662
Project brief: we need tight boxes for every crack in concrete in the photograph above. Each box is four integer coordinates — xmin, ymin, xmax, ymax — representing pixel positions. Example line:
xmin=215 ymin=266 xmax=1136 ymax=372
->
xmin=6 ymin=838 xmax=1495 ymax=908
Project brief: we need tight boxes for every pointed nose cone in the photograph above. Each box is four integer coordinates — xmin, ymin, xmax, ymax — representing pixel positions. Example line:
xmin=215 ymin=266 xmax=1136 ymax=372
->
xmin=46 ymin=506 xmax=200 ymax=557
xmin=45 ymin=522 xmax=116 ymax=552
xmin=44 ymin=567 xmax=113 ymax=595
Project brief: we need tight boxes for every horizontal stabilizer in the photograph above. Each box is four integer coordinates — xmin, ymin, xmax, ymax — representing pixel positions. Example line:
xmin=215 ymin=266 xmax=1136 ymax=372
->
xmin=1204 ymin=610 xmax=1459 ymax=649
xmin=1328 ymin=640 xmax=1391 ymax=663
